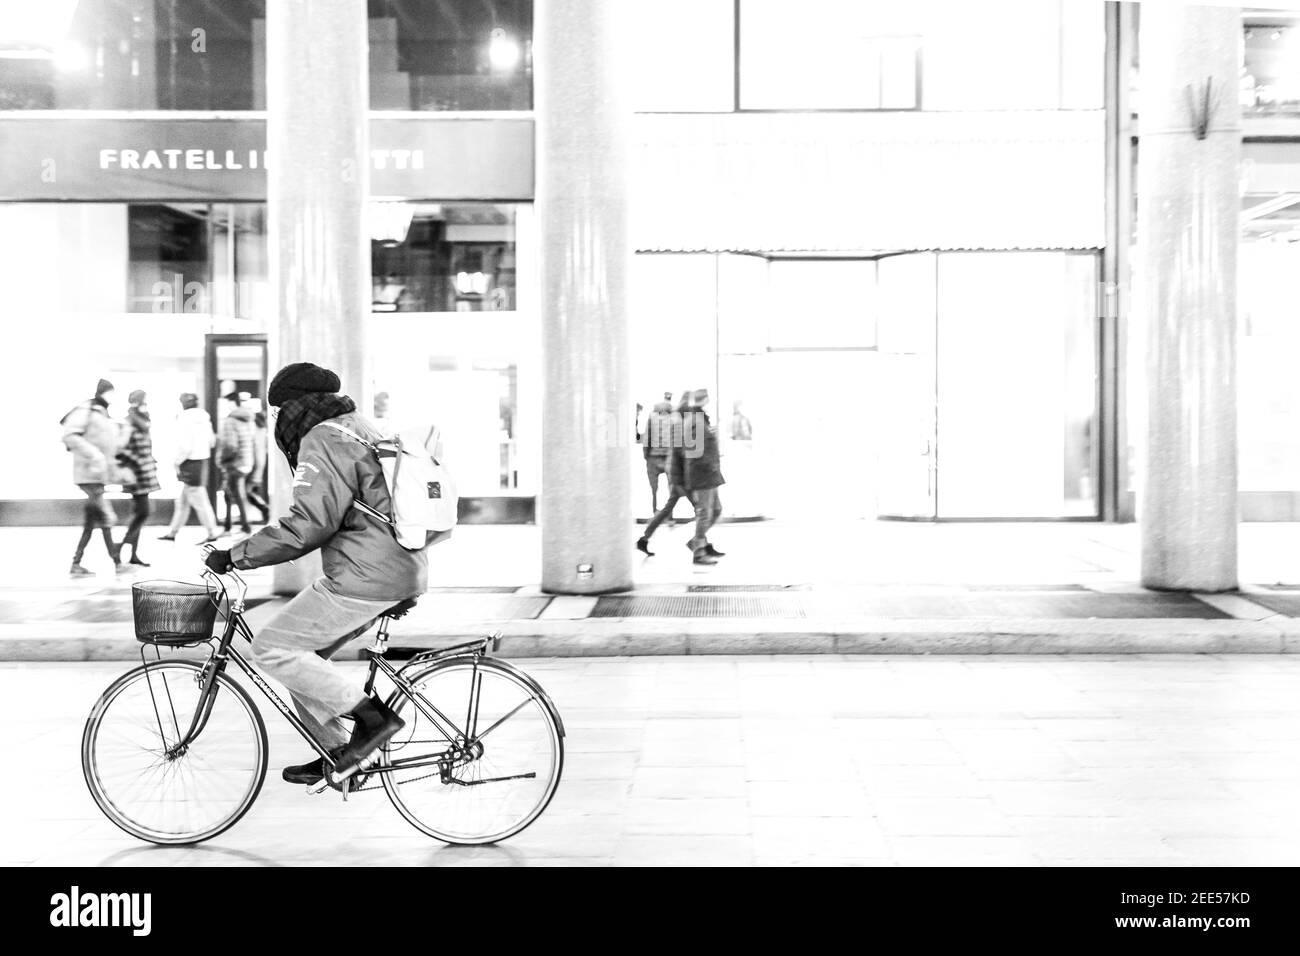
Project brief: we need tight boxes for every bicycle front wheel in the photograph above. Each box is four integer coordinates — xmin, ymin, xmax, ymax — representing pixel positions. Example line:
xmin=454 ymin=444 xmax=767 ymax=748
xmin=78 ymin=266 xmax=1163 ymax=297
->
xmin=82 ymin=660 xmax=268 ymax=845
xmin=381 ymin=658 xmax=564 ymax=845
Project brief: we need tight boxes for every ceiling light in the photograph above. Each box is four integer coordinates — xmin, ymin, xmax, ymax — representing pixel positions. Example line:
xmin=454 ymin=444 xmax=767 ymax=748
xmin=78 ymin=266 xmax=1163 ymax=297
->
xmin=488 ymin=28 xmax=521 ymax=72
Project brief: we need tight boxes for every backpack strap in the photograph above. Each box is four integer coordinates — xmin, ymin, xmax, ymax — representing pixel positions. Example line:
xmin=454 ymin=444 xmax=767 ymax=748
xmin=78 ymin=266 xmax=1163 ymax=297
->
xmin=316 ymin=421 xmax=395 ymax=526
xmin=318 ymin=420 xmax=375 ymax=450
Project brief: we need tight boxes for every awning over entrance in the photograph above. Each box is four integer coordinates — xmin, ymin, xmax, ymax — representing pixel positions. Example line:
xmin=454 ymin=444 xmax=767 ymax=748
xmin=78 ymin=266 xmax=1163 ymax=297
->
xmin=632 ymin=110 xmax=1106 ymax=253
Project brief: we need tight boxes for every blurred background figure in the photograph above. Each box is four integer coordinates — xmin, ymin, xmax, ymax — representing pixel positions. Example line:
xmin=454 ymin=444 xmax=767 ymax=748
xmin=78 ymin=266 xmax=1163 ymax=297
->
xmin=642 ymin=398 xmax=675 ymax=514
xmin=247 ymin=410 xmax=271 ymax=524
xmin=731 ymin=400 xmax=753 ymax=441
xmin=160 ymin=393 xmax=220 ymax=543
xmin=217 ymin=394 xmax=256 ymax=535
xmin=115 ymin=389 xmax=160 ymax=567
xmin=60 ymin=378 xmax=128 ymax=576
xmin=683 ymin=388 xmax=726 ymax=565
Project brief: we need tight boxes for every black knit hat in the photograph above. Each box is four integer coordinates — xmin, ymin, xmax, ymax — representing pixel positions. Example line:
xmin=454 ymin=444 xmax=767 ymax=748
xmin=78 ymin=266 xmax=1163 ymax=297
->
xmin=95 ymin=378 xmax=115 ymax=397
xmin=268 ymin=362 xmax=341 ymax=407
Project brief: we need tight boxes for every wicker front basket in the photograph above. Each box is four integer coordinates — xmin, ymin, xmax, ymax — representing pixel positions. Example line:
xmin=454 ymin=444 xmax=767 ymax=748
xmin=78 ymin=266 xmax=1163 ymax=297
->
xmin=132 ymin=581 xmax=220 ymax=646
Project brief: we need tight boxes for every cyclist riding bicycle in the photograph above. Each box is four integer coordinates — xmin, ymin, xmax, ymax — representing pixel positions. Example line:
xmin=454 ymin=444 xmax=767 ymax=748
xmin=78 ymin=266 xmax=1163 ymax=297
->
xmin=204 ymin=362 xmax=424 ymax=787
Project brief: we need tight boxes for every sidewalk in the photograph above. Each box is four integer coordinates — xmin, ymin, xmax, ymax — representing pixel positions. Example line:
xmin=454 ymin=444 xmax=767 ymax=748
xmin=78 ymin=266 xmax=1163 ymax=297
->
xmin=4 ymin=521 xmax=1300 ymax=660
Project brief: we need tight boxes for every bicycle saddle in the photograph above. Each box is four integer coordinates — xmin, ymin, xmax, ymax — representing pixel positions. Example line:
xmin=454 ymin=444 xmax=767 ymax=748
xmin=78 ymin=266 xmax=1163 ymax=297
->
xmin=381 ymin=598 xmax=418 ymax=620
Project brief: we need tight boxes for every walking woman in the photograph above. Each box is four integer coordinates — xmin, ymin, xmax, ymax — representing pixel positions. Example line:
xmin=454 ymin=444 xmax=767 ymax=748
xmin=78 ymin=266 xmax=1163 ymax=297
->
xmin=61 ymin=379 xmax=129 ymax=576
xmin=116 ymin=390 xmax=161 ymax=566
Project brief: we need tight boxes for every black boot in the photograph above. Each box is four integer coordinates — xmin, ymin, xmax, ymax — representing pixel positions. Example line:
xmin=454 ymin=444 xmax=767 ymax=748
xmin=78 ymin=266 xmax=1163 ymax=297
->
xmin=333 ymin=696 xmax=405 ymax=778
xmin=706 ymin=544 xmax=726 ymax=558
xmin=636 ymin=537 xmax=654 ymax=556
xmin=282 ymin=756 xmax=326 ymax=784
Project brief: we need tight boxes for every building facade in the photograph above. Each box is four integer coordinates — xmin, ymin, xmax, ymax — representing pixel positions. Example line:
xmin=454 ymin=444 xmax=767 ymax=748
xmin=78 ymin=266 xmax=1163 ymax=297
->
xmin=0 ymin=1 xmax=1293 ymax=536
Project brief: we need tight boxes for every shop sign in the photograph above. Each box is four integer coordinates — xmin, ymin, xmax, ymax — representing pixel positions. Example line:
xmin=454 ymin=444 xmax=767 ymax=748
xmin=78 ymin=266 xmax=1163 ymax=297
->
xmin=0 ymin=116 xmax=533 ymax=201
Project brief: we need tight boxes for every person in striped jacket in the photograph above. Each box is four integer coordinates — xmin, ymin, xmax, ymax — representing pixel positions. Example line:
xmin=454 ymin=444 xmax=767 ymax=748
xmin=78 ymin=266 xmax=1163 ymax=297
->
xmin=116 ymin=390 xmax=161 ymax=566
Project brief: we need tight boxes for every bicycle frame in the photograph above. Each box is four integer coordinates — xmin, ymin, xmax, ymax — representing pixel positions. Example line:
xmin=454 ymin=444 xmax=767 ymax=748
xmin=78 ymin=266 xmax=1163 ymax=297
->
xmin=157 ymin=570 xmax=503 ymax=784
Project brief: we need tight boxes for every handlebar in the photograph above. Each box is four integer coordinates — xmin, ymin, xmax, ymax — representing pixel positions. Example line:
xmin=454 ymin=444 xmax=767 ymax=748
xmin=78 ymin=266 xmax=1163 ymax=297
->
xmin=200 ymin=543 xmax=248 ymax=611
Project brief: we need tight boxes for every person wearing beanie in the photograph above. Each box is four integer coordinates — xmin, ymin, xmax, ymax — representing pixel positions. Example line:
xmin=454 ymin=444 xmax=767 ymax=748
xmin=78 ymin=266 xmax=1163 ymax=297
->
xmin=201 ymin=361 xmax=424 ymax=790
xmin=680 ymin=387 xmax=726 ymax=564
xmin=160 ymin=392 xmax=220 ymax=543
xmin=115 ymin=389 xmax=161 ymax=566
xmin=61 ymin=378 xmax=129 ymax=576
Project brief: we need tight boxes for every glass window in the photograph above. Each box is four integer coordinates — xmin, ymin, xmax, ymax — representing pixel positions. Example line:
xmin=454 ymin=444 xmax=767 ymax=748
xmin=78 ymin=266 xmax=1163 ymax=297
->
xmin=767 ymin=259 xmax=877 ymax=349
xmin=368 ymin=0 xmax=532 ymax=111
xmin=128 ymin=203 xmax=268 ymax=319
xmin=740 ymin=0 xmax=919 ymax=110
xmin=934 ymin=251 xmax=1098 ymax=518
xmin=631 ymin=0 xmax=735 ymax=112
xmin=1242 ymin=15 xmax=1300 ymax=115
xmin=0 ymin=0 xmax=265 ymax=110
xmin=370 ymin=202 xmax=516 ymax=313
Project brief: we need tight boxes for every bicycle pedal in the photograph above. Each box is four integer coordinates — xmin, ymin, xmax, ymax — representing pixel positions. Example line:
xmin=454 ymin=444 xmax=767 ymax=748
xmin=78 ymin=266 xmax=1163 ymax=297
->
xmin=307 ymin=778 xmax=332 ymax=795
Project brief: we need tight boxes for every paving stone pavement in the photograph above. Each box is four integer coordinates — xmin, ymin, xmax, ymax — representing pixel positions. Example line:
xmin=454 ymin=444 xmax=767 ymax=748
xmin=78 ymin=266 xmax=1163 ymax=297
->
xmin=7 ymin=655 xmax=1300 ymax=867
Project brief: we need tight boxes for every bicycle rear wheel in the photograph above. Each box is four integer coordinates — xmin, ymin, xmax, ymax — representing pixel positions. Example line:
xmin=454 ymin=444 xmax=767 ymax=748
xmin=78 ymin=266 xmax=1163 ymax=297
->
xmin=82 ymin=660 xmax=268 ymax=845
xmin=380 ymin=658 xmax=564 ymax=845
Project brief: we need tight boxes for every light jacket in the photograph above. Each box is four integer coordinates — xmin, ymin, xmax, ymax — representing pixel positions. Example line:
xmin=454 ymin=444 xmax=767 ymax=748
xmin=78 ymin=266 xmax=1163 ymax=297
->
xmin=61 ymin=401 xmax=122 ymax=485
xmin=217 ymin=406 xmax=255 ymax=474
xmin=231 ymin=411 xmax=427 ymax=601
xmin=174 ymin=407 xmax=216 ymax=465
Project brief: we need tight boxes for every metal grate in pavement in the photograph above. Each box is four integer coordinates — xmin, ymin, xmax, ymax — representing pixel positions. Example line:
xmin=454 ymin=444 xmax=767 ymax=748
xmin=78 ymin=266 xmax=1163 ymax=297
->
xmin=426 ymin=586 xmax=521 ymax=594
xmin=687 ymin=584 xmax=810 ymax=592
xmin=592 ymin=595 xmax=807 ymax=618
xmin=963 ymin=584 xmax=1089 ymax=592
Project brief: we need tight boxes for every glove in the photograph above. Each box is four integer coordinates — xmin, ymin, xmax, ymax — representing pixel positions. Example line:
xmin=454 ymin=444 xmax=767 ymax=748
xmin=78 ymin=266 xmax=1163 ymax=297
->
xmin=204 ymin=549 xmax=234 ymax=574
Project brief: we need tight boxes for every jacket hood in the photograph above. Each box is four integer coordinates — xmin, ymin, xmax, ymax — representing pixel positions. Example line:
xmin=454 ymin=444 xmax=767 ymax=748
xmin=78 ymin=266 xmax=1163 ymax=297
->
xmin=180 ymin=406 xmax=211 ymax=422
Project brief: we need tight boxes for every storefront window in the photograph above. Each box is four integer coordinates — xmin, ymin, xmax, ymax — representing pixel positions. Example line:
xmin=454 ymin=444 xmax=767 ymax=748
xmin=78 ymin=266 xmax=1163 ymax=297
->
xmin=0 ymin=0 xmax=531 ymax=111
xmin=0 ymin=0 xmax=265 ymax=110
xmin=1241 ymin=14 xmax=1300 ymax=114
xmin=368 ymin=0 xmax=532 ymax=111
xmin=127 ymin=203 xmax=268 ymax=319
xmin=371 ymin=202 xmax=516 ymax=313
xmin=740 ymin=0 xmax=920 ymax=110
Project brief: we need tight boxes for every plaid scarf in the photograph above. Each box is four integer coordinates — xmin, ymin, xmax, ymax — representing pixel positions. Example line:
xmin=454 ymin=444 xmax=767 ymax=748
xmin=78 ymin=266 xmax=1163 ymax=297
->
xmin=274 ymin=392 xmax=357 ymax=470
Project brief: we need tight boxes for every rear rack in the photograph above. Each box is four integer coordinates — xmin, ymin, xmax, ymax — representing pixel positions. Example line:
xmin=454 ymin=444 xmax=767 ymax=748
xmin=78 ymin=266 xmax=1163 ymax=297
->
xmin=396 ymin=629 xmax=503 ymax=669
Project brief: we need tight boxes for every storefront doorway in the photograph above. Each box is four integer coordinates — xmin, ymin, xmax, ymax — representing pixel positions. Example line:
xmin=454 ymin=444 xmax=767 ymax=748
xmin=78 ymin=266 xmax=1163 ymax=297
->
xmin=204 ymin=333 xmax=268 ymax=512
xmin=632 ymin=248 xmax=1103 ymax=524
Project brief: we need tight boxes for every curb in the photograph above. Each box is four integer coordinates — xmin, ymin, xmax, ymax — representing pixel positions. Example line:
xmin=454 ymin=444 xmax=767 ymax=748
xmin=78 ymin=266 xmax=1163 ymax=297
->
xmin=3 ymin=617 xmax=1299 ymax=661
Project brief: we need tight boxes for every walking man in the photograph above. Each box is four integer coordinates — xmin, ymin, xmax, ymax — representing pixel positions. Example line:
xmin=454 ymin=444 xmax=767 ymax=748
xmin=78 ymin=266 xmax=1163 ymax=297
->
xmin=160 ymin=393 xmax=220 ymax=542
xmin=680 ymin=388 xmax=726 ymax=565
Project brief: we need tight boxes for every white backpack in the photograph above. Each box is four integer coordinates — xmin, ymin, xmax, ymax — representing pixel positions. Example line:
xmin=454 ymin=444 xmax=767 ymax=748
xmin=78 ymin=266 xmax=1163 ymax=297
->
xmin=321 ymin=420 xmax=458 ymax=550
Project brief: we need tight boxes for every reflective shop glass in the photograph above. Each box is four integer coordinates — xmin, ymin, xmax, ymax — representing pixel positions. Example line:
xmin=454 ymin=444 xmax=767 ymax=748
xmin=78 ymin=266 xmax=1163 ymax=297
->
xmin=737 ymin=0 xmax=1101 ymax=112
xmin=371 ymin=203 xmax=517 ymax=313
xmin=1241 ymin=15 xmax=1300 ymax=115
xmin=0 ymin=0 xmax=531 ymax=111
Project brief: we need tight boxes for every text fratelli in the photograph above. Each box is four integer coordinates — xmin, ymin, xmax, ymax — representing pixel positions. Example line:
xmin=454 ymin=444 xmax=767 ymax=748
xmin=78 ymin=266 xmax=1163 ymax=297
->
xmin=98 ymin=148 xmax=427 ymax=171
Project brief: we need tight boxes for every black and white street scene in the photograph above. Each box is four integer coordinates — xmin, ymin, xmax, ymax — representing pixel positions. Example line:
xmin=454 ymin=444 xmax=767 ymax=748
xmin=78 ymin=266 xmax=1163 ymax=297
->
xmin=3 ymin=0 xmax=1300 ymax=917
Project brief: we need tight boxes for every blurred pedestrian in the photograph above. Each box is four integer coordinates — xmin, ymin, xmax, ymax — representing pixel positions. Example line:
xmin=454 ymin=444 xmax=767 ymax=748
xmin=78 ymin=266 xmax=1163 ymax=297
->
xmin=217 ymin=397 xmax=255 ymax=534
xmin=637 ymin=391 xmax=691 ymax=557
xmin=731 ymin=400 xmax=753 ymax=441
xmin=115 ymin=389 xmax=160 ymax=566
xmin=642 ymin=399 xmax=675 ymax=514
xmin=247 ymin=410 xmax=270 ymax=523
xmin=60 ymin=378 xmax=129 ymax=576
xmin=681 ymin=388 xmax=726 ymax=565
xmin=159 ymin=392 xmax=220 ymax=542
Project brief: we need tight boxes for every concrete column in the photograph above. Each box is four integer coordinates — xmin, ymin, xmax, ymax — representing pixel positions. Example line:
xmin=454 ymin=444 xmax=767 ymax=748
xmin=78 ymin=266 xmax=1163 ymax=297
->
xmin=1138 ymin=5 xmax=1240 ymax=591
xmin=266 ymin=0 xmax=370 ymax=595
xmin=536 ymin=0 xmax=633 ymax=594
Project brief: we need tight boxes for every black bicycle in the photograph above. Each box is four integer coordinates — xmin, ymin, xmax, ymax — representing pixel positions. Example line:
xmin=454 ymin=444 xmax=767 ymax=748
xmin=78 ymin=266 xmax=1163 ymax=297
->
xmin=81 ymin=562 xmax=565 ymax=846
